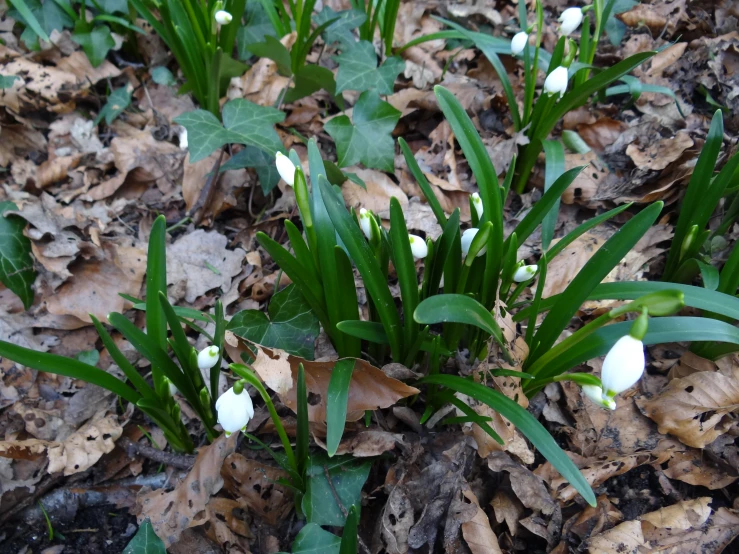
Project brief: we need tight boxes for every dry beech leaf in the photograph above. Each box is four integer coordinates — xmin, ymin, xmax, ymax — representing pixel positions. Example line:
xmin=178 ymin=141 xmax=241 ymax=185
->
xmin=490 ymin=490 xmax=524 ymax=536
xmin=540 ymin=231 xmax=607 ymax=298
xmin=461 ymin=487 xmax=503 ymax=554
xmin=137 ymin=433 xmax=237 ymax=547
xmin=203 ymin=497 xmax=252 ymax=551
xmin=626 ymin=131 xmax=694 ymax=171
xmin=47 ymin=413 xmax=122 ymax=475
xmin=561 ymin=151 xmax=608 ymax=205
xmin=568 ymin=495 xmax=624 ymax=541
xmin=221 ymin=453 xmax=292 ymax=526
xmin=341 ymin=167 xmax=409 ymax=216
xmin=487 ymin=452 xmax=555 ymax=516
xmin=224 ymin=337 xmax=419 ymax=422
xmin=636 ymin=372 xmax=739 ymax=448
xmin=587 ymin=519 xmax=644 ymax=553
xmin=662 ymin=450 xmax=738 ymax=489
xmin=315 ymin=428 xmax=406 ymax=457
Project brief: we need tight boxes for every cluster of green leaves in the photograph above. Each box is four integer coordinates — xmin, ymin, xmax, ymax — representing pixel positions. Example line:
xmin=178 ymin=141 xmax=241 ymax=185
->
xmin=8 ymin=0 xmax=143 ymax=66
xmin=0 ymin=215 xmax=230 ymax=453
xmin=130 ymin=0 xmax=247 ymax=116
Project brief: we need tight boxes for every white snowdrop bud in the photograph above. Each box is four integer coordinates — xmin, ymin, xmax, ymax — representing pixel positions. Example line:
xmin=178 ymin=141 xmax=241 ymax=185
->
xmin=215 ymin=10 xmax=233 ymax=25
xmin=215 ymin=386 xmax=254 ymax=435
xmin=197 ymin=345 xmax=220 ymax=370
xmin=600 ymin=335 xmax=645 ymax=398
xmin=461 ymin=228 xmax=487 ymax=258
xmin=409 ymin=234 xmax=428 ymax=259
xmin=511 ymin=31 xmax=529 ymax=55
xmin=513 ymin=264 xmax=538 ymax=282
xmin=177 ymin=127 xmax=188 ymax=150
xmin=582 ymin=385 xmax=616 ymax=410
xmin=166 ymin=378 xmax=179 ymax=396
xmin=359 ymin=208 xmax=372 ymax=239
xmin=471 ymin=192 xmax=483 ymax=219
xmin=558 ymin=7 xmax=583 ymax=36
xmin=275 ymin=152 xmax=296 ymax=186
xmin=543 ymin=66 xmax=569 ymax=98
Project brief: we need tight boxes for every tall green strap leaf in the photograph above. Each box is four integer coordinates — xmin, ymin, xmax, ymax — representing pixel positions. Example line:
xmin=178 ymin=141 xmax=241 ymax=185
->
xmin=389 ymin=197 xmax=419 ymax=349
xmin=146 ymin=216 xmax=168 ymax=355
xmin=334 ymin=246 xmax=361 ymax=357
xmin=0 ymin=340 xmax=140 ymax=404
xmin=317 ymin=176 xmax=403 ymax=361
xmin=340 ymin=505 xmax=359 ymax=554
xmin=529 ymin=202 xmax=663 ymax=362
xmin=544 ymin=203 xmax=632 ymax=260
xmin=326 ymin=359 xmax=356 ymax=457
xmin=421 ymin=374 xmax=596 ymax=507
xmin=296 ymin=363 xmax=309 ymax=477
xmin=541 ymin=140 xmax=565 ymax=250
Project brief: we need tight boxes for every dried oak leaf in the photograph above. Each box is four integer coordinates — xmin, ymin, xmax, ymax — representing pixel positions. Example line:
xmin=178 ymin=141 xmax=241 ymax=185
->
xmin=224 ymin=336 xmax=419 ymax=422
xmin=636 ymin=371 xmax=739 ymax=448
xmin=47 ymin=412 xmax=122 ymax=475
xmin=136 ymin=433 xmax=237 ymax=547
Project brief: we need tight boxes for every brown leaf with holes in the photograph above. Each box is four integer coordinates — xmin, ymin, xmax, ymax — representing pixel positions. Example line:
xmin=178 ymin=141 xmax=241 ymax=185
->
xmin=224 ymin=337 xmax=419 ymax=422
xmin=561 ymin=151 xmax=609 ymax=205
xmin=47 ymin=412 xmax=122 ymax=475
xmin=626 ymin=131 xmax=694 ymax=171
xmin=136 ymin=433 xmax=237 ymax=546
xmin=662 ymin=450 xmax=738 ymax=489
xmin=637 ymin=371 xmax=739 ymax=448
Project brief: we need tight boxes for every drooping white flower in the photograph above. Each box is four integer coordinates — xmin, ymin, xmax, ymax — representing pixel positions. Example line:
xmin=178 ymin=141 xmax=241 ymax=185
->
xmin=275 ymin=152 xmax=296 ymax=186
xmin=582 ymin=385 xmax=616 ymax=410
xmin=558 ymin=7 xmax=583 ymax=36
xmin=513 ymin=265 xmax=538 ymax=282
xmin=359 ymin=208 xmax=372 ymax=239
xmin=511 ymin=31 xmax=529 ymax=55
xmin=471 ymin=192 xmax=483 ymax=219
xmin=543 ymin=66 xmax=569 ymax=98
xmin=409 ymin=234 xmax=428 ymax=259
xmin=215 ymin=10 xmax=233 ymax=25
xmin=197 ymin=345 xmax=220 ymax=370
xmin=461 ymin=228 xmax=487 ymax=258
xmin=600 ymin=335 xmax=645 ymax=398
xmin=166 ymin=378 xmax=179 ymax=397
xmin=215 ymin=386 xmax=254 ymax=434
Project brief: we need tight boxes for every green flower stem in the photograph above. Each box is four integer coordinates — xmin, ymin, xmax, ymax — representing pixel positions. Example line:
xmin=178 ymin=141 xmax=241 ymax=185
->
xmin=230 ymin=364 xmax=297 ymax=472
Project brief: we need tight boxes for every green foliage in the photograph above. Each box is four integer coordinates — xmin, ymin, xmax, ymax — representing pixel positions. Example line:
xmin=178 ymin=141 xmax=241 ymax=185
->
xmin=315 ymin=7 xmax=366 ymax=48
xmin=0 ymin=75 xmax=20 ymax=89
xmin=151 ymin=66 xmax=177 ymax=86
xmin=228 ymin=284 xmax=320 ymax=359
xmin=0 ymin=202 xmax=36 ymax=309
xmin=325 ymin=91 xmax=401 ymax=171
xmin=287 ymin=524 xmax=341 ymax=554
xmin=94 ymin=85 xmax=132 ymax=125
xmin=72 ymin=25 xmax=116 ymax=67
xmin=334 ymin=40 xmax=404 ymax=94
xmin=123 ymin=519 xmax=166 ymax=554
xmin=326 ymin=360 xmax=356 ymax=456
xmin=220 ymin=146 xmax=281 ymax=194
xmin=175 ymin=99 xmax=285 ymax=163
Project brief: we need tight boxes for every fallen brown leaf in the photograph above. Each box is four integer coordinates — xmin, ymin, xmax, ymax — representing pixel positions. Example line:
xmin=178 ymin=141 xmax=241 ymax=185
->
xmin=461 ymin=488 xmax=503 ymax=554
xmin=626 ymin=131 xmax=694 ymax=171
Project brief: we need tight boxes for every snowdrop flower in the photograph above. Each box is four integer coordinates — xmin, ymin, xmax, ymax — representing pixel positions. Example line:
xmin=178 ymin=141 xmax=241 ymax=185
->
xmin=582 ymin=385 xmax=616 ymax=410
xmin=165 ymin=378 xmax=179 ymax=397
xmin=558 ymin=7 xmax=583 ymax=36
xmin=197 ymin=345 xmax=220 ymax=370
xmin=215 ymin=10 xmax=233 ymax=25
xmin=177 ymin=127 xmax=188 ymax=150
xmin=359 ymin=208 xmax=372 ymax=239
xmin=511 ymin=31 xmax=529 ymax=55
xmin=215 ymin=386 xmax=254 ymax=435
xmin=461 ymin=228 xmax=487 ymax=258
xmin=409 ymin=234 xmax=428 ymax=259
xmin=275 ymin=152 xmax=296 ymax=186
xmin=513 ymin=264 xmax=538 ymax=282
xmin=543 ymin=66 xmax=569 ymax=98
xmin=600 ymin=335 xmax=645 ymax=399
xmin=471 ymin=192 xmax=483 ymax=219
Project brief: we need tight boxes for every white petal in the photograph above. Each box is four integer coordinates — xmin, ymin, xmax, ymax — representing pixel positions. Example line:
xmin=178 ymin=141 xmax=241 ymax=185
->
xmin=409 ymin=234 xmax=428 ymax=259
xmin=461 ymin=228 xmax=487 ymax=258
xmin=216 ymin=387 xmax=254 ymax=433
xmin=471 ymin=192 xmax=483 ymax=219
xmin=543 ymin=66 xmax=569 ymax=97
xmin=582 ymin=385 xmax=616 ymax=410
xmin=601 ymin=335 xmax=645 ymax=395
xmin=215 ymin=10 xmax=233 ymax=25
xmin=197 ymin=345 xmax=220 ymax=370
xmin=359 ymin=208 xmax=372 ymax=239
xmin=511 ymin=31 xmax=529 ymax=55
xmin=513 ymin=265 xmax=537 ymax=282
xmin=275 ymin=152 xmax=296 ymax=186
xmin=559 ymin=7 xmax=583 ymax=36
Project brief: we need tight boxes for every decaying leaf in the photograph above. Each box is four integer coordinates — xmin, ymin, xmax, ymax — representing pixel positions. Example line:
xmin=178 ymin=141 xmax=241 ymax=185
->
xmin=223 ymin=337 xmax=419 ymax=422
xmin=637 ymin=371 xmax=739 ymax=448
xmin=136 ymin=433 xmax=237 ymax=546
xmin=461 ymin=488 xmax=503 ymax=554
xmin=47 ymin=412 xmax=122 ymax=475
xmin=626 ymin=131 xmax=694 ymax=171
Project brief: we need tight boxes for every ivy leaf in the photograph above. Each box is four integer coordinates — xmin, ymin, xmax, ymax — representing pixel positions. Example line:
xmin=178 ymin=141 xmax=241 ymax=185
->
xmin=175 ymin=99 xmax=285 ymax=163
xmin=334 ymin=40 xmax=404 ymax=94
xmin=97 ymin=0 xmax=129 ymax=14
xmin=227 ymin=284 xmax=320 ymax=358
xmin=72 ymin=25 xmax=116 ymax=68
xmin=237 ymin=2 xmax=278 ymax=60
xmin=151 ymin=66 xmax=176 ymax=86
xmin=248 ymin=35 xmax=292 ymax=76
xmin=221 ymin=146 xmax=281 ymax=194
xmin=0 ymin=202 xmax=36 ymax=310
xmin=284 ymin=64 xmax=337 ymax=104
xmin=94 ymin=85 xmax=132 ymax=125
xmin=289 ymin=524 xmax=340 ymax=554
xmin=315 ymin=7 xmax=366 ymax=48
xmin=325 ymin=90 xmax=400 ymax=171
xmin=0 ymin=75 xmax=19 ymax=89
xmin=122 ymin=519 xmax=166 ymax=554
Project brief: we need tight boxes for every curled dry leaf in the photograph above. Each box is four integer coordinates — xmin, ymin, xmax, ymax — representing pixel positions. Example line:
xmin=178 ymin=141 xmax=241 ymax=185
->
xmin=136 ymin=433 xmax=237 ymax=547
xmin=636 ymin=371 xmax=739 ymax=448
xmin=487 ymin=452 xmax=555 ymax=516
xmin=224 ymin=336 xmax=419 ymax=422
xmin=460 ymin=487 xmax=503 ymax=554
xmin=315 ymin=428 xmax=406 ymax=457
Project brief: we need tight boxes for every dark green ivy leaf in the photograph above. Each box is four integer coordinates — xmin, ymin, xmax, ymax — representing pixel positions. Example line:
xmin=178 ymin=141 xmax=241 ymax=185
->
xmin=0 ymin=75 xmax=19 ymax=89
xmin=334 ymin=40 xmax=404 ymax=94
xmin=72 ymin=25 xmax=116 ymax=68
xmin=314 ymin=7 xmax=366 ymax=48
xmin=94 ymin=85 xmax=132 ymax=125
xmin=122 ymin=519 xmax=166 ymax=554
xmin=0 ymin=202 xmax=36 ymax=310
xmin=220 ymin=146 xmax=281 ymax=194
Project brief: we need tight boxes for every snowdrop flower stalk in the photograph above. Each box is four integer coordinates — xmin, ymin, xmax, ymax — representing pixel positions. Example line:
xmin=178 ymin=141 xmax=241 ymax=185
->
xmin=216 ymin=381 xmax=254 ymax=435
xmin=558 ymin=7 xmax=583 ymax=36
xmin=543 ymin=66 xmax=569 ymax=98
xmin=214 ymin=10 xmax=233 ymax=25
xmin=409 ymin=234 xmax=428 ymax=260
xmin=275 ymin=152 xmax=296 ymax=186
xmin=511 ymin=31 xmax=529 ymax=55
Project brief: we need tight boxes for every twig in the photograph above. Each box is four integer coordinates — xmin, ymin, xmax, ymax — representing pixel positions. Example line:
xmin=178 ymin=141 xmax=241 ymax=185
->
xmin=189 ymin=148 xmax=226 ymax=223
xmin=120 ymin=437 xmax=196 ymax=469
